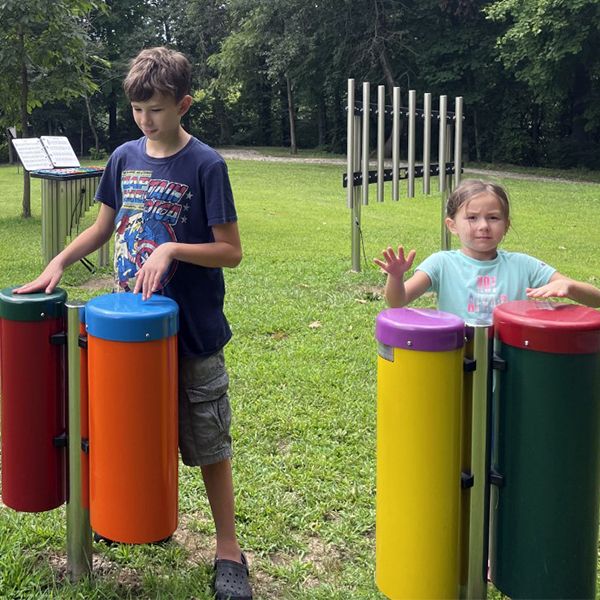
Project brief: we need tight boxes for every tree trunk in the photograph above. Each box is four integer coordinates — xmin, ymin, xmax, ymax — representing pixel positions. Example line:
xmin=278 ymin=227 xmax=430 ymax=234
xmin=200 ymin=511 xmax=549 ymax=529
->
xmin=84 ymin=94 xmax=100 ymax=153
xmin=286 ymin=75 xmax=297 ymax=155
xmin=317 ymin=92 xmax=327 ymax=147
xmin=279 ymin=82 xmax=288 ymax=146
xmin=108 ymin=91 xmax=117 ymax=148
xmin=7 ymin=130 xmax=15 ymax=164
xmin=214 ymin=96 xmax=231 ymax=145
xmin=19 ymin=27 xmax=31 ymax=219
xmin=473 ymin=108 xmax=481 ymax=162
xmin=258 ymin=77 xmax=272 ymax=146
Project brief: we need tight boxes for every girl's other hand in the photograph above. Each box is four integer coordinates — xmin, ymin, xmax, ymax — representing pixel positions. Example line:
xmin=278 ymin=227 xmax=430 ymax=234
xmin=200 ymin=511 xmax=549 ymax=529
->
xmin=374 ymin=245 xmax=416 ymax=279
xmin=526 ymin=279 xmax=571 ymax=300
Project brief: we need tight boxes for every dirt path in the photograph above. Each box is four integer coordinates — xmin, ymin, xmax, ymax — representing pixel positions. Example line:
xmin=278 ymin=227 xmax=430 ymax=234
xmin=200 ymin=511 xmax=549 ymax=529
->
xmin=217 ymin=148 xmax=598 ymax=185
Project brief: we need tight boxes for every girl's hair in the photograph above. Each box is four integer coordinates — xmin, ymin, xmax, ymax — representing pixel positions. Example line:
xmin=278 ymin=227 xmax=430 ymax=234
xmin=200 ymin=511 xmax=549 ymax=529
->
xmin=446 ymin=179 xmax=510 ymax=220
xmin=123 ymin=47 xmax=191 ymax=103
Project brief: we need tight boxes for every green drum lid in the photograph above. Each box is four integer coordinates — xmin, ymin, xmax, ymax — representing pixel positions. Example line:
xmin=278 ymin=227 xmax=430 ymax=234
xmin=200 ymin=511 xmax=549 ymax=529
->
xmin=0 ymin=286 xmax=67 ymax=321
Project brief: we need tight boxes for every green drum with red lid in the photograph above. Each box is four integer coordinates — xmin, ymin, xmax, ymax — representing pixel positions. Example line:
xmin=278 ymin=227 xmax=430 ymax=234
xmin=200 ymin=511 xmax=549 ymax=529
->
xmin=490 ymin=300 xmax=600 ymax=600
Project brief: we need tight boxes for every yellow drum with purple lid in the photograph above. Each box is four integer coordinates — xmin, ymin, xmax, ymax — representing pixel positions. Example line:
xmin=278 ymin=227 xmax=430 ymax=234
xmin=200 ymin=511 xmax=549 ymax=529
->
xmin=376 ymin=307 xmax=465 ymax=599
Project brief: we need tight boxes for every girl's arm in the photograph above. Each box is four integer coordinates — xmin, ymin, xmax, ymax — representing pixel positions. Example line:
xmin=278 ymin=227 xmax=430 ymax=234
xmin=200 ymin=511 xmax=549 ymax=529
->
xmin=374 ymin=246 xmax=432 ymax=308
xmin=526 ymin=272 xmax=600 ymax=308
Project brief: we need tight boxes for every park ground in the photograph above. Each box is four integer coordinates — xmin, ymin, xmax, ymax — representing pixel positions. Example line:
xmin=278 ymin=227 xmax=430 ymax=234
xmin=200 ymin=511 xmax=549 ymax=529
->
xmin=0 ymin=153 xmax=599 ymax=598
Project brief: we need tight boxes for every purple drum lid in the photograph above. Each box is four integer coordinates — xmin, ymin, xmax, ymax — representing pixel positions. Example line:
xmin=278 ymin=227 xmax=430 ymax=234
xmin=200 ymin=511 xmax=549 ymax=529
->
xmin=376 ymin=307 xmax=465 ymax=352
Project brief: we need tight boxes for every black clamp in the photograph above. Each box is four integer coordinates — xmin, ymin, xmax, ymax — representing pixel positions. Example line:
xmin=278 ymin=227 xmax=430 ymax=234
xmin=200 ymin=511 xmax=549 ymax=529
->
xmin=490 ymin=469 xmax=505 ymax=487
xmin=463 ymin=357 xmax=476 ymax=373
xmin=461 ymin=471 xmax=474 ymax=489
xmin=81 ymin=438 xmax=89 ymax=454
xmin=50 ymin=331 xmax=67 ymax=346
xmin=53 ymin=432 xmax=68 ymax=448
xmin=492 ymin=354 xmax=507 ymax=371
xmin=78 ymin=334 xmax=88 ymax=349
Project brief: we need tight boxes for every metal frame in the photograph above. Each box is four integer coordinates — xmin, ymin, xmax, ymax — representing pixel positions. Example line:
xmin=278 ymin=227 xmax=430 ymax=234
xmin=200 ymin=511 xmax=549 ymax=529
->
xmin=344 ymin=79 xmax=464 ymax=271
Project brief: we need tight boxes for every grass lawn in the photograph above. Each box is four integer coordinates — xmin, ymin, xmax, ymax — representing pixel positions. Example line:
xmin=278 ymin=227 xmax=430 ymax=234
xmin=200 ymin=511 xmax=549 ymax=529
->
xmin=0 ymin=158 xmax=599 ymax=598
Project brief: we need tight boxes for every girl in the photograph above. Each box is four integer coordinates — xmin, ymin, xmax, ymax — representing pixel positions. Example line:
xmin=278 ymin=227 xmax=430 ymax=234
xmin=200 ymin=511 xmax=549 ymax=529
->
xmin=374 ymin=179 xmax=600 ymax=324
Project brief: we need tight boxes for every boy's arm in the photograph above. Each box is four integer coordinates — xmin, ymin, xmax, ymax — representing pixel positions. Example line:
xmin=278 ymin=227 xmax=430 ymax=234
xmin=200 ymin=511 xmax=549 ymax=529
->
xmin=134 ymin=221 xmax=242 ymax=300
xmin=526 ymin=272 xmax=600 ymax=308
xmin=15 ymin=204 xmax=116 ymax=294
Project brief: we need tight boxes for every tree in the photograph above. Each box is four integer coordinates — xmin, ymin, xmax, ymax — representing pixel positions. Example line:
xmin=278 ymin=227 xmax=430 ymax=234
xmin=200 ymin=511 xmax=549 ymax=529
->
xmin=486 ymin=0 xmax=600 ymax=166
xmin=0 ymin=0 xmax=105 ymax=217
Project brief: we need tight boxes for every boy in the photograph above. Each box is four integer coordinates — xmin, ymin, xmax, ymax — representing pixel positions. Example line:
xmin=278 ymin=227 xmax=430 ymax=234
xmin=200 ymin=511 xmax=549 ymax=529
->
xmin=16 ymin=47 xmax=252 ymax=600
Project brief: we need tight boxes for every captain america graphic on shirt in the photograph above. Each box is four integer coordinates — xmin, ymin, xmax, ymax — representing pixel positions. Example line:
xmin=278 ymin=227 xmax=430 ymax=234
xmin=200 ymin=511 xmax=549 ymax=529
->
xmin=114 ymin=170 xmax=189 ymax=292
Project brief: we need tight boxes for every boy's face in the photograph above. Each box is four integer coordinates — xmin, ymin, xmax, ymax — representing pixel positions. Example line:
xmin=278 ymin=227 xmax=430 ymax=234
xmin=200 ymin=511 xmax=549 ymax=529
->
xmin=131 ymin=92 xmax=191 ymax=143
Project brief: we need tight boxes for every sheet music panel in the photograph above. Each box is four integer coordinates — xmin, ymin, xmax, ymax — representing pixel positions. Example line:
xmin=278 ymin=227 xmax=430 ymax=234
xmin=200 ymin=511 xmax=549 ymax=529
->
xmin=40 ymin=136 xmax=80 ymax=168
xmin=11 ymin=138 xmax=54 ymax=171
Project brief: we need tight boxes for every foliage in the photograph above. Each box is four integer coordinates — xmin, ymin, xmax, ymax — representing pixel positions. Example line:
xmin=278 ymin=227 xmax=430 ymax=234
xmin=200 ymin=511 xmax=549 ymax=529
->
xmin=1 ymin=0 xmax=600 ymax=168
xmin=0 ymin=0 xmax=105 ymax=128
xmin=485 ymin=0 xmax=600 ymax=167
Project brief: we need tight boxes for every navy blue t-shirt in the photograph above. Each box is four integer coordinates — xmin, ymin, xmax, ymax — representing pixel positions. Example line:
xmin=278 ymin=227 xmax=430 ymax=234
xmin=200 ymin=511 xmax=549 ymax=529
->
xmin=95 ymin=136 xmax=238 ymax=357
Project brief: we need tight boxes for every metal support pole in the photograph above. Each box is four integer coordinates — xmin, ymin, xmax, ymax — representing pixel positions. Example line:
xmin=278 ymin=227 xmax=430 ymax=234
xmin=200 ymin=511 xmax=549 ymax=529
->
xmin=347 ymin=79 xmax=355 ymax=209
xmin=351 ymin=115 xmax=362 ymax=272
xmin=392 ymin=87 xmax=401 ymax=202
xmin=423 ymin=93 xmax=432 ymax=195
xmin=407 ymin=90 xmax=416 ymax=198
xmin=377 ymin=85 xmax=385 ymax=202
xmin=362 ymin=81 xmax=370 ymax=205
xmin=454 ymin=96 xmax=464 ymax=189
xmin=439 ymin=96 xmax=451 ymax=250
xmin=460 ymin=325 xmax=492 ymax=600
xmin=66 ymin=302 xmax=92 ymax=581
xmin=438 ymin=95 xmax=447 ymax=194
xmin=443 ymin=123 xmax=454 ymax=251
xmin=98 ymin=243 xmax=110 ymax=268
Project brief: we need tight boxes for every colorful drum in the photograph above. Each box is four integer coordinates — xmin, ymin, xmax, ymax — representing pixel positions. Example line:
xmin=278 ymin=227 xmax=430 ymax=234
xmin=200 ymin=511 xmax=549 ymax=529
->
xmin=490 ymin=300 xmax=600 ymax=599
xmin=85 ymin=292 xmax=179 ymax=544
xmin=375 ymin=308 xmax=465 ymax=599
xmin=0 ymin=287 xmax=67 ymax=512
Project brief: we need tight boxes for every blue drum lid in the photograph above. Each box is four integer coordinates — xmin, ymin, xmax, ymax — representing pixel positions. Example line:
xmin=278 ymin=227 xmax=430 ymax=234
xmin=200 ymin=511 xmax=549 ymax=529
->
xmin=85 ymin=293 xmax=178 ymax=342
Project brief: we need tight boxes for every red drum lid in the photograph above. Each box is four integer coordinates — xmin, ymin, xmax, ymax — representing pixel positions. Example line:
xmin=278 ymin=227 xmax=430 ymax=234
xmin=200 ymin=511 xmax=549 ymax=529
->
xmin=493 ymin=300 xmax=600 ymax=354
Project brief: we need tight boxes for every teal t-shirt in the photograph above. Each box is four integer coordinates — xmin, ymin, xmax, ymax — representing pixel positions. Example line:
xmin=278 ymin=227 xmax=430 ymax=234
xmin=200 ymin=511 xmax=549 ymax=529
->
xmin=416 ymin=250 xmax=556 ymax=325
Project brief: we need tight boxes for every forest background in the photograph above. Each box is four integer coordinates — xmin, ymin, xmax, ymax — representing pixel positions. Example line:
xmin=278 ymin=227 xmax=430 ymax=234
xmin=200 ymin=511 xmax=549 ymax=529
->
xmin=1 ymin=0 xmax=599 ymax=177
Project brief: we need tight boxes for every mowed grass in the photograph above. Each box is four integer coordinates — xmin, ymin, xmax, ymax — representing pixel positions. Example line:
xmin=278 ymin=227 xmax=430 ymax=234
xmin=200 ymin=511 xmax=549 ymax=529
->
xmin=0 ymin=159 xmax=599 ymax=598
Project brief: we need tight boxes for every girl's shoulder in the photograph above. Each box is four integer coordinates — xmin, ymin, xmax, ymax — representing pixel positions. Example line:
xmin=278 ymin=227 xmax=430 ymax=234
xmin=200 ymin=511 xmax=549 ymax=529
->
xmin=497 ymin=250 xmax=539 ymax=264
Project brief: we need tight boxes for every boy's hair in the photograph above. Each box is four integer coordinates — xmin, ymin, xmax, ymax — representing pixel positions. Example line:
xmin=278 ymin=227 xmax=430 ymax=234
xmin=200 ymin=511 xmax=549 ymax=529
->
xmin=123 ymin=47 xmax=191 ymax=103
xmin=446 ymin=179 xmax=510 ymax=220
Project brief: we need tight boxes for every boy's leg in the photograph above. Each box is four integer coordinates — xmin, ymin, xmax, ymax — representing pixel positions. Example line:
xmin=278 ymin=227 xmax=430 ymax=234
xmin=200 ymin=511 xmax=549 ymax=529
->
xmin=178 ymin=350 xmax=245 ymax=563
xmin=201 ymin=458 xmax=242 ymax=562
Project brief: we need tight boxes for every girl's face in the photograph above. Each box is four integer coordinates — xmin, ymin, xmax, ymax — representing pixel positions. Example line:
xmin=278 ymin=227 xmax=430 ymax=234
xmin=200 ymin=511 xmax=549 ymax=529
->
xmin=445 ymin=193 xmax=509 ymax=261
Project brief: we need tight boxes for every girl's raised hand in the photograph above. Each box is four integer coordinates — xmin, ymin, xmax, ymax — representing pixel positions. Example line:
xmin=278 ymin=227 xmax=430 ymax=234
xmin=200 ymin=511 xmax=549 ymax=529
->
xmin=373 ymin=245 xmax=416 ymax=279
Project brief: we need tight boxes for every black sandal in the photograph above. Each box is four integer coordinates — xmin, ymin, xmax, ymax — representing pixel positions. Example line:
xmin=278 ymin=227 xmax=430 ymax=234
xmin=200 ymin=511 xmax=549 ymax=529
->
xmin=213 ymin=553 xmax=253 ymax=600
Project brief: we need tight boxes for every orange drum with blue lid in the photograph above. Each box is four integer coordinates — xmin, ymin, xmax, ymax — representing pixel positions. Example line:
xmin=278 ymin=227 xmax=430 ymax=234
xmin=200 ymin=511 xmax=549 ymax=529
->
xmin=85 ymin=292 xmax=179 ymax=544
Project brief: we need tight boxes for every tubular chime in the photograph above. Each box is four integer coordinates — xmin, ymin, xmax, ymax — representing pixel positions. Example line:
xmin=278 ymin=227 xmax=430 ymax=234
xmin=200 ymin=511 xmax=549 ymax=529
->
xmin=344 ymin=79 xmax=464 ymax=271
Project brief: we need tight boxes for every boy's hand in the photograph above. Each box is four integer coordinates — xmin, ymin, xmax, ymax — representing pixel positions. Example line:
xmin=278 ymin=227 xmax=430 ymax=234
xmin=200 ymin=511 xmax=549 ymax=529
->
xmin=13 ymin=262 xmax=64 ymax=295
xmin=373 ymin=246 xmax=416 ymax=279
xmin=134 ymin=243 xmax=174 ymax=300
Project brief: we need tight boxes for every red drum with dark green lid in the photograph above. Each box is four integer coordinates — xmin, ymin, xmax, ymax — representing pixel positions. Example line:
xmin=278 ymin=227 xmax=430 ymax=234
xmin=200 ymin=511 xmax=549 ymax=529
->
xmin=0 ymin=286 xmax=67 ymax=512
xmin=490 ymin=300 xmax=600 ymax=599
